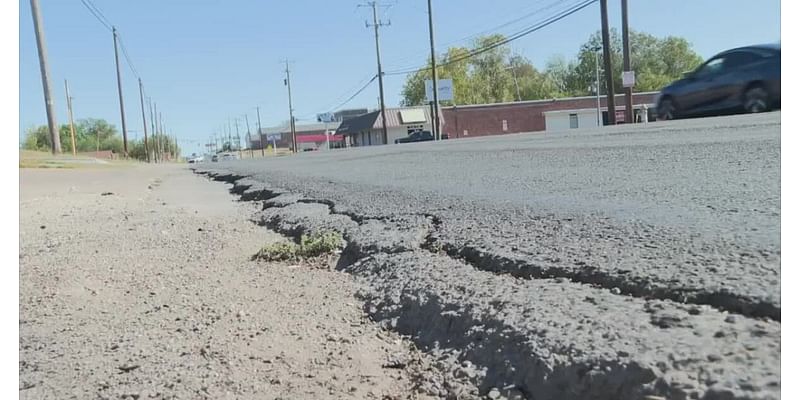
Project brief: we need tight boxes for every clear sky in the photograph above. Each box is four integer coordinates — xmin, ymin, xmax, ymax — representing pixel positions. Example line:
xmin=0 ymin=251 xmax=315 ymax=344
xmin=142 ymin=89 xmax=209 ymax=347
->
xmin=20 ymin=0 xmax=780 ymax=155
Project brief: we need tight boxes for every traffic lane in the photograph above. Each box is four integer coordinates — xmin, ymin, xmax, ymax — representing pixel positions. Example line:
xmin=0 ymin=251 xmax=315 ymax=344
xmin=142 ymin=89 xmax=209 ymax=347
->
xmin=231 ymin=112 xmax=779 ymax=248
xmin=209 ymin=112 xmax=780 ymax=317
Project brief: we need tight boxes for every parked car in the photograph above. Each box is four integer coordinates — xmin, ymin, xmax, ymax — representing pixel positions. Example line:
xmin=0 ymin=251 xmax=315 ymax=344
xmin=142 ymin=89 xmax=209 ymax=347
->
xmin=211 ymin=154 xmax=219 ymax=162
xmin=656 ymin=43 xmax=780 ymax=120
xmin=395 ymin=130 xmax=434 ymax=144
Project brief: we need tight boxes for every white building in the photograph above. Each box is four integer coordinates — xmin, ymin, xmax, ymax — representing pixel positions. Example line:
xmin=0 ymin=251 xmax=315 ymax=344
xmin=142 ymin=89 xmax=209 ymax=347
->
xmin=543 ymin=104 xmax=654 ymax=131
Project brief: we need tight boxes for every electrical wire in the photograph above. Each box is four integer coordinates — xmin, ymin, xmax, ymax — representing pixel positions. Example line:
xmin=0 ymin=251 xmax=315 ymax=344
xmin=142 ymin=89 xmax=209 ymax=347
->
xmin=383 ymin=0 xmax=560 ymax=70
xmin=384 ymin=0 xmax=597 ymax=76
xmin=81 ymin=0 xmax=113 ymax=31
xmin=117 ymin=34 xmax=141 ymax=79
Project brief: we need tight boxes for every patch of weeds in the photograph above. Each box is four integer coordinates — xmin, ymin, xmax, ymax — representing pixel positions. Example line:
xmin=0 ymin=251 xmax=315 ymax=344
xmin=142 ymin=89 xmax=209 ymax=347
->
xmin=253 ymin=231 xmax=343 ymax=262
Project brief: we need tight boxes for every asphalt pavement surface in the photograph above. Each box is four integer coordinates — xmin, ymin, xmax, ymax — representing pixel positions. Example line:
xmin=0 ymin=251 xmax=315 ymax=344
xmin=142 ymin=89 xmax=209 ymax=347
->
xmin=196 ymin=111 xmax=780 ymax=399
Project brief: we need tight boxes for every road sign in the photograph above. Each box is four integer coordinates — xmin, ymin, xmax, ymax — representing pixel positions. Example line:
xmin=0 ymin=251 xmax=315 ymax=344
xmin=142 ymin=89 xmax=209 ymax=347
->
xmin=267 ymin=134 xmax=281 ymax=141
xmin=425 ymin=79 xmax=454 ymax=102
xmin=622 ymin=71 xmax=635 ymax=88
xmin=316 ymin=112 xmax=335 ymax=123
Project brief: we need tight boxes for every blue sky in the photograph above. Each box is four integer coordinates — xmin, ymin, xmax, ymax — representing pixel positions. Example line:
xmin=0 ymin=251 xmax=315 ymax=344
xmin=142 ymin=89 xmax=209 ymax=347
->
xmin=20 ymin=0 xmax=780 ymax=155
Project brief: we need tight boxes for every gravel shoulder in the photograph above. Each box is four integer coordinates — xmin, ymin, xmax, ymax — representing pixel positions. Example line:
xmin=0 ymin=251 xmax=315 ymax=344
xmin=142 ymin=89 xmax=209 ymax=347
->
xmin=19 ymin=165 xmax=445 ymax=400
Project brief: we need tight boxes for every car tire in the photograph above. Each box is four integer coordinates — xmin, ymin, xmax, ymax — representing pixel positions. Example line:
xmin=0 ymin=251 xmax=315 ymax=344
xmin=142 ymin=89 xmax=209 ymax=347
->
xmin=743 ymin=85 xmax=770 ymax=113
xmin=657 ymin=97 xmax=677 ymax=120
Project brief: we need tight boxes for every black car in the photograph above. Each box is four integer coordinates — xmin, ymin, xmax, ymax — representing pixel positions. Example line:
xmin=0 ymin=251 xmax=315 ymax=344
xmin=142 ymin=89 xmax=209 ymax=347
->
xmin=395 ymin=130 xmax=434 ymax=144
xmin=656 ymin=43 xmax=780 ymax=120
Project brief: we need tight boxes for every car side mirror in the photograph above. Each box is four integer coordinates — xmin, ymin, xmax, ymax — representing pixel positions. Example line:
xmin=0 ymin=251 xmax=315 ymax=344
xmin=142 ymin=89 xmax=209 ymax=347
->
xmin=682 ymin=71 xmax=695 ymax=79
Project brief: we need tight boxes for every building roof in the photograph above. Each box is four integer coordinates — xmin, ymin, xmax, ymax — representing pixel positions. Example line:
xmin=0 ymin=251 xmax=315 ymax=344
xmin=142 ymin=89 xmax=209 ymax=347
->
xmin=335 ymin=107 xmax=436 ymax=135
xmin=335 ymin=111 xmax=379 ymax=136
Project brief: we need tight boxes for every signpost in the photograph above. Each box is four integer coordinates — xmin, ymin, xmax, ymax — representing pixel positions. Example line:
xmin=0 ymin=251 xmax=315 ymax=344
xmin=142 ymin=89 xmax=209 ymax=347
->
xmin=622 ymin=71 xmax=635 ymax=88
xmin=425 ymin=79 xmax=453 ymax=140
xmin=425 ymin=78 xmax=453 ymax=102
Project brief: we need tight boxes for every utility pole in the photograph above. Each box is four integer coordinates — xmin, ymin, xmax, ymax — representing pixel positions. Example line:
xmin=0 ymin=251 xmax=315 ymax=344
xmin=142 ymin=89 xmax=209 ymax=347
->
xmin=426 ymin=0 xmax=440 ymax=140
xmin=29 ymin=0 xmax=61 ymax=154
xmin=593 ymin=48 xmax=602 ymax=126
xmin=621 ymin=0 xmax=634 ymax=123
xmin=365 ymin=2 xmax=389 ymax=144
xmin=234 ymin=118 xmax=242 ymax=159
xmin=158 ymin=112 xmax=164 ymax=161
xmin=112 ymin=27 xmax=129 ymax=156
xmin=599 ymin=0 xmax=616 ymax=125
xmin=148 ymin=99 xmax=156 ymax=162
xmin=64 ymin=80 xmax=77 ymax=155
xmin=256 ymin=106 xmax=265 ymax=156
xmin=244 ymin=114 xmax=254 ymax=157
xmin=283 ymin=61 xmax=297 ymax=153
xmin=138 ymin=79 xmax=149 ymax=162
xmin=154 ymin=102 xmax=160 ymax=162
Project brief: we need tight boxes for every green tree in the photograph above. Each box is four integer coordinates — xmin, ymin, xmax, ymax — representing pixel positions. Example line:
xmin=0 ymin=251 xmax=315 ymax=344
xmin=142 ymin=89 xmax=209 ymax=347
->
xmin=21 ymin=119 xmax=124 ymax=154
xmin=566 ymin=29 xmax=703 ymax=95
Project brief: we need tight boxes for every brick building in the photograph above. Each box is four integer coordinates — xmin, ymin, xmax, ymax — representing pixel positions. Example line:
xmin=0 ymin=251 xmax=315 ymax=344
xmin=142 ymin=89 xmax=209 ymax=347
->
xmin=440 ymin=91 xmax=658 ymax=139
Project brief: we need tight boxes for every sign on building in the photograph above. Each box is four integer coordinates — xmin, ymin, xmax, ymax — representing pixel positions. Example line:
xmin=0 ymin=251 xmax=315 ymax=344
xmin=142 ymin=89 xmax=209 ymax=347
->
xmin=316 ymin=112 xmax=335 ymax=123
xmin=622 ymin=71 xmax=636 ymax=88
xmin=267 ymin=134 xmax=281 ymax=141
xmin=425 ymin=79 xmax=454 ymax=102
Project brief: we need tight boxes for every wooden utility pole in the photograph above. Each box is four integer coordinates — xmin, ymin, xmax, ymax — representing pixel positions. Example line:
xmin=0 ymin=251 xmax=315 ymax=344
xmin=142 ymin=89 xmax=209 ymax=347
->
xmin=244 ymin=113 xmax=254 ymax=157
xmin=365 ymin=2 xmax=389 ymax=144
xmin=112 ymin=27 xmax=129 ymax=156
xmin=256 ymin=106 xmax=265 ymax=156
xmin=426 ymin=0 xmax=440 ymax=140
xmin=148 ymin=99 xmax=156 ymax=163
xmin=234 ymin=118 xmax=242 ymax=159
xmin=621 ymin=0 xmax=634 ymax=123
xmin=600 ymin=0 xmax=616 ymax=125
xmin=29 ymin=0 xmax=61 ymax=154
xmin=283 ymin=61 xmax=297 ymax=153
xmin=138 ymin=79 xmax=150 ymax=162
xmin=153 ymin=102 xmax=160 ymax=162
xmin=64 ymin=80 xmax=77 ymax=155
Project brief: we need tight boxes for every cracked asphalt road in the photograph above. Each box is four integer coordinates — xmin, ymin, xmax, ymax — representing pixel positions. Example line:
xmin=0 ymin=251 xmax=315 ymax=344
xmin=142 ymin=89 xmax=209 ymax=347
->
xmin=201 ymin=112 xmax=781 ymax=319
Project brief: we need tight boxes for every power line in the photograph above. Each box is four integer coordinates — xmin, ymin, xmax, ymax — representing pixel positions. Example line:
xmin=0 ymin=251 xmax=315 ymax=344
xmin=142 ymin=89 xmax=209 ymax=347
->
xmin=117 ymin=34 xmax=140 ymax=79
xmin=323 ymin=74 xmax=378 ymax=114
xmin=78 ymin=0 xmax=112 ymax=31
xmin=296 ymin=74 xmax=378 ymax=119
xmin=383 ymin=0 xmax=562 ymax=70
xmin=384 ymin=0 xmax=597 ymax=76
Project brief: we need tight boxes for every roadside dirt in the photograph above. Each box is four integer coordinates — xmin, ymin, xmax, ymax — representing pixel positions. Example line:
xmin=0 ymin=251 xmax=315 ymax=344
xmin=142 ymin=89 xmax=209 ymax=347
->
xmin=19 ymin=165 xmax=442 ymax=400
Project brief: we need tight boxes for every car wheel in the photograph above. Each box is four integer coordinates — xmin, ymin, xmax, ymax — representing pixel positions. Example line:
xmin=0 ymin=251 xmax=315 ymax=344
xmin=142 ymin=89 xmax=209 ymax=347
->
xmin=744 ymin=86 xmax=770 ymax=113
xmin=657 ymin=98 xmax=676 ymax=120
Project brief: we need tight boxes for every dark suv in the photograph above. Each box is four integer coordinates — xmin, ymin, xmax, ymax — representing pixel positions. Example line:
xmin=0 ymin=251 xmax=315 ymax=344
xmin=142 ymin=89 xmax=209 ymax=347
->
xmin=656 ymin=43 xmax=780 ymax=120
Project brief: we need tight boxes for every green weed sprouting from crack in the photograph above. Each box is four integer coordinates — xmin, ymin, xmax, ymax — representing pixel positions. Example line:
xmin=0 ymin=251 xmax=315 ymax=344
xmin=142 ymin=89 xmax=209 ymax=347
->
xmin=252 ymin=231 xmax=343 ymax=262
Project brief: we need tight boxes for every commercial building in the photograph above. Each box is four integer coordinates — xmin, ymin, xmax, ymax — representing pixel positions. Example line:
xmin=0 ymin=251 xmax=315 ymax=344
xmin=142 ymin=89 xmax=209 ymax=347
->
xmin=335 ymin=106 xmax=434 ymax=146
xmin=252 ymin=122 xmax=344 ymax=151
xmin=439 ymin=91 xmax=658 ymax=138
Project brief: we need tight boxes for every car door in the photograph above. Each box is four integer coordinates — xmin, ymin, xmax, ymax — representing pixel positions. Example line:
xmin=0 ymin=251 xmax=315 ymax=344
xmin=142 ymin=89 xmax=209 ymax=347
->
xmin=677 ymin=55 xmax=727 ymax=114
xmin=699 ymin=51 xmax=762 ymax=113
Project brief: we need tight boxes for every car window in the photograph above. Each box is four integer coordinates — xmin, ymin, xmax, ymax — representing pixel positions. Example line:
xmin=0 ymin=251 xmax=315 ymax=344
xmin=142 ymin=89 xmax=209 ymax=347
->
xmin=724 ymin=51 xmax=761 ymax=69
xmin=696 ymin=56 xmax=725 ymax=76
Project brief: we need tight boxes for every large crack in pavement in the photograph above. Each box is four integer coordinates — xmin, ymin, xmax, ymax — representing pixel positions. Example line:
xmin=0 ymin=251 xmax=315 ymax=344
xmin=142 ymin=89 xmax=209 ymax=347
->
xmin=195 ymin=167 xmax=780 ymax=400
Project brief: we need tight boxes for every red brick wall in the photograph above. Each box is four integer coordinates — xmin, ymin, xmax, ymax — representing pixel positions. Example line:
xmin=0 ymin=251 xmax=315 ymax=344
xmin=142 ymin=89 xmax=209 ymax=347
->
xmin=441 ymin=92 xmax=657 ymax=138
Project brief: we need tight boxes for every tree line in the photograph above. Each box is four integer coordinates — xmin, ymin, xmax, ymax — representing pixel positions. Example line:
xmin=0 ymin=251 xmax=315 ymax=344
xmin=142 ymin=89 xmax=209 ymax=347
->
xmin=22 ymin=118 xmax=179 ymax=161
xmin=400 ymin=29 xmax=704 ymax=106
